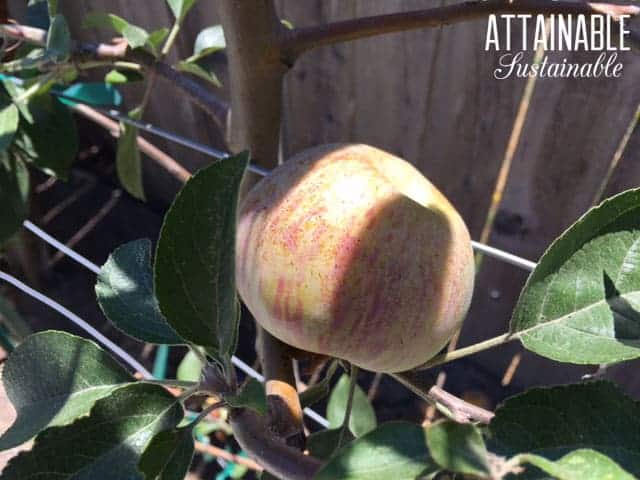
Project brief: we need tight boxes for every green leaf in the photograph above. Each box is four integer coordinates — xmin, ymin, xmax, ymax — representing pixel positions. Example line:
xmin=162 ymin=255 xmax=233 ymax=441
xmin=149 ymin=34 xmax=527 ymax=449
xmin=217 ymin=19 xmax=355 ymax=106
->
xmin=0 ymin=331 xmax=133 ymax=450
xmin=105 ymin=69 xmax=144 ymax=84
xmin=314 ymin=422 xmax=437 ymax=480
xmin=177 ymin=349 xmax=204 ymax=382
xmin=0 ymin=295 xmax=31 ymax=340
xmin=47 ymin=0 xmax=58 ymax=17
xmin=520 ymin=449 xmax=634 ymax=480
xmin=307 ymin=428 xmax=355 ymax=461
xmin=300 ymin=361 xmax=338 ymax=408
xmin=426 ymin=420 xmax=490 ymax=477
xmin=146 ymin=28 xmax=170 ymax=57
xmin=96 ymin=239 xmax=183 ymax=345
xmin=0 ymin=155 xmax=29 ymax=246
xmin=83 ymin=13 xmax=149 ymax=49
xmin=186 ymin=25 xmax=225 ymax=63
xmin=511 ymin=188 xmax=640 ymax=364
xmin=138 ymin=427 xmax=194 ymax=480
xmin=2 ymin=78 xmax=33 ymax=121
xmin=167 ymin=0 xmax=197 ymax=22
xmin=58 ymin=82 xmax=123 ymax=107
xmin=0 ymin=92 xmax=19 ymax=154
xmin=1 ymin=383 xmax=183 ymax=479
xmin=46 ymin=14 xmax=71 ymax=60
xmin=176 ymin=61 xmax=221 ymax=88
xmin=327 ymin=374 xmax=376 ymax=437
xmin=489 ymin=381 xmax=640 ymax=475
xmin=225 ymin=378 xmax=267 ymax=416
xmin=13 ymin=94 xmax=78 ymax=179
xmin=154 ymin=152 xmax=248 ymax=359
xmin=116 ymin=108 xmax=145 ymax=200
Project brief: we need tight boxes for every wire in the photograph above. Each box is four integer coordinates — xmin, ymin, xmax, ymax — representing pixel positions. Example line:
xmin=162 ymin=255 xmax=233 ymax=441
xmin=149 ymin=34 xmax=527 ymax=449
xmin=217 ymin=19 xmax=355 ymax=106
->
xmin=471 ymin=240 xmax=536 ymax=272
xmin=23 ymin=221 xmax=102 ymax=275
xmin=0 ymin=270 xmax=153 ymax=378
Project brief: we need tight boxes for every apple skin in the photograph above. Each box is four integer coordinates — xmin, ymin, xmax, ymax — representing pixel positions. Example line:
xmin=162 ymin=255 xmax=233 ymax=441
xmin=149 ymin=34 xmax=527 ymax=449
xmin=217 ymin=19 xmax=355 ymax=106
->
xmin=236 ymin=144 xmax=474 ymax=373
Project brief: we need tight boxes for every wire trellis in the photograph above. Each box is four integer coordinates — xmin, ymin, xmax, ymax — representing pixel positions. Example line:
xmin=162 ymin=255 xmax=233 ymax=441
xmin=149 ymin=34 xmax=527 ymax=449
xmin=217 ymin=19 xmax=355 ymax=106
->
xmin=0 ymin=96 xmax=540 ymax=431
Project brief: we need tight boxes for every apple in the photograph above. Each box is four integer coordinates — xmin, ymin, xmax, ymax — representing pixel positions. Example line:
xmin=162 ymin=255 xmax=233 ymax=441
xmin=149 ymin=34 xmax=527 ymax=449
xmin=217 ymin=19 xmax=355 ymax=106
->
xmin=236 ymin=144 xmax=474 ymax=373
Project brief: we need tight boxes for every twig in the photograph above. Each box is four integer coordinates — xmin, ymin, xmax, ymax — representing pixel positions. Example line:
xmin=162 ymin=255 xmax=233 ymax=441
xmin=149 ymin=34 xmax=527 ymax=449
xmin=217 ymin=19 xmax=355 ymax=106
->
xmin=0 ymin=23 xmax=229 ymax=131
xmin=424 ymin=370 xmax=447 ymax=424
xmin=476 ymin=24 xmax=547 ymax=263
xmin=391 ymin=371 xmax=494 ymax=424
xmin=47 ymin=190 xmax=121 ymax=268
xmin=194 ymin=441 xmax=264 ymax=472
xmin=501 ymin=352 xmax=522 ymax=386
xmin=41 ymin=176 xmax=96 ymax=223
xmin=367 ymin=372 xmax=383 ymax=402
xmin=280 ymin=0 xmax=640 ymax=62
xmin=591 ymin=102 xmax=640 ymax=204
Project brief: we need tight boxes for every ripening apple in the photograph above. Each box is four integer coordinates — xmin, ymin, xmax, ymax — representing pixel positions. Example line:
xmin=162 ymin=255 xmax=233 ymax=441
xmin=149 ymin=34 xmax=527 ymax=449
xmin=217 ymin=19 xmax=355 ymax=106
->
xmin=236 ymin=144 xmax=474 ymax=373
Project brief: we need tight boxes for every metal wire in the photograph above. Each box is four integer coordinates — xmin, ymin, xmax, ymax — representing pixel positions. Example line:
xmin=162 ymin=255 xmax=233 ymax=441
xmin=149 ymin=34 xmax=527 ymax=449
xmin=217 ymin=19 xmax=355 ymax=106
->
xmin=50 ymin=91 xmax=270 ymax=177
xmin=471 ymin=240 xmax=536 ymax=271
xmin=0 ymin=269 xmax=153 ymax=378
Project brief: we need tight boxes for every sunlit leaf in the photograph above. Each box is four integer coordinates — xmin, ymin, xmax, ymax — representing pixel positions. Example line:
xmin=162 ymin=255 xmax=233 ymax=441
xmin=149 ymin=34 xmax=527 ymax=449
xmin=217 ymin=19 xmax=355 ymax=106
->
xmin=0 ymin=331 xmax=132 ymax=450
xmin=176 ymin=61 xmax=221 ymax=88
xmin=426 ymin=420 xmax=490 ymax=477
xmin=1 ymin=383 xmax=183 ymax=479
xmin=519 ymin=449 xmax=634 ymax=480
xmin=177 ymin=349 xmax=204 ymax=382
xmin=327 ymin=374 xmax=376 ymax=437
xmin=96 ymin=239 xmax=183 ymax=344
xmin=512 ymin=188 xmax=640 ymax=364
xmin=315 ymin=422 xmax=437 ymax=480
xmin=84 ymin=13 xmax=149 ymax=49
xmin=167 ymin=0 xmax=197 ymax=22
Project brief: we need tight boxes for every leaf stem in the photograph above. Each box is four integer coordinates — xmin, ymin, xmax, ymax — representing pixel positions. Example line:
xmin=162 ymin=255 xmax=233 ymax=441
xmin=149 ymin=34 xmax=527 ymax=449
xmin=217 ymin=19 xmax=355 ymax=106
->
xmin=419 ymin=332 xmax=515 ymax=370
xmin=161 ymin=23 xmax=181 ymax=58
xmin=337 ymin=364 xmax=359 ymax=449
xmin=77 ymin=60 xmax=143 ymax=71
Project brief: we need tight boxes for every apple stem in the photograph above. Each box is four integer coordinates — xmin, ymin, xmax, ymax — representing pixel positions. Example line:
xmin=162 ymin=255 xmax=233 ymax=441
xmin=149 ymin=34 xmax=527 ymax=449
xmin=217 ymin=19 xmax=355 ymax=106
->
xmin=338 ymin=364 xmax=360 ymax=448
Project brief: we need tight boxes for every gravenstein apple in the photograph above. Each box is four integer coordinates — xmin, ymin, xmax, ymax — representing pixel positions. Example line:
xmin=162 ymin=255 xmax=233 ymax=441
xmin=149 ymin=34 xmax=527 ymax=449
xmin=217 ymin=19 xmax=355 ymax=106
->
xmin=236 ymin=144 xmax=474 ymax=373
